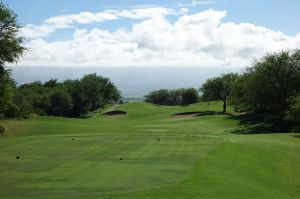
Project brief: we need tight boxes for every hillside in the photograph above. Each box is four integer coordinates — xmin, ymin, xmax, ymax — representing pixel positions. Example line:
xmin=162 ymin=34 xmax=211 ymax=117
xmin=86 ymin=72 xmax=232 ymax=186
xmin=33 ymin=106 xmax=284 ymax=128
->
xmin=0 ymin=101 xmax=299 ymax=199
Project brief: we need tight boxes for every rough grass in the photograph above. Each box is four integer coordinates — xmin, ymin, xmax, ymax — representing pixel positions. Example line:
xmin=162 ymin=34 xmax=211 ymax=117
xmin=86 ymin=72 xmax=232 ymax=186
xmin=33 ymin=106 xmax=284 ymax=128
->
xmin=0 ymin=101 xmax=299 ymax=199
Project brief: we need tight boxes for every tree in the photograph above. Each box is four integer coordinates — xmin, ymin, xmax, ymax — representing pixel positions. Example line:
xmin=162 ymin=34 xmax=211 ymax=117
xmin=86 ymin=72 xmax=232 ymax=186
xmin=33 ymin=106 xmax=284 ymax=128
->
xmin=0 ymin=67 xmax=14 ymax=114
xmin=0 ymin=3 xmax=26 ymax=116
xmin=231 ymin=50 xmax=300 ymax=124
xmin=145 ymin=89 xmax=170 ymax=105
xmin=168 ymin=90 xmax=182 ymax=105
xmin=80 ymin=73 xmax=121 ymax=110
xmin=0 ymin=3 xmax=26 ymax=65
xmin=16 ymin=81 xmax=50 ymax=116
xmin=145 ymin=88 xmax=199 ymax=106
xmin=285 ymin=94 xmax=300 ymax=131
xmin=44 ymin=79 xmax=58 ymax=88
xmin=200 ymin=73 xmax=238 ymax=113
xmin=46 ymin=88 xmax=73 ymax=117
xmin=181 ymin=88 xmax=199 ymax=105
xmin=63 ymin=79 xmax=90 ymax=117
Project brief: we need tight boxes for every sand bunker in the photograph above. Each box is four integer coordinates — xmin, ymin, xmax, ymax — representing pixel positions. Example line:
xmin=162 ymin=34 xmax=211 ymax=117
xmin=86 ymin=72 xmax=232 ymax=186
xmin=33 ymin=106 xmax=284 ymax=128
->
xmin=102 ymin=110 xmax=127 ymax=116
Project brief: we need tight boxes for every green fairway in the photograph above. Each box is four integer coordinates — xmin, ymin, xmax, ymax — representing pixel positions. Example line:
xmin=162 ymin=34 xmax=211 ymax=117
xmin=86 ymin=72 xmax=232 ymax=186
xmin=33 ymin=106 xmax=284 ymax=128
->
xmin=0 ymin=101 xmax=299 ymax=199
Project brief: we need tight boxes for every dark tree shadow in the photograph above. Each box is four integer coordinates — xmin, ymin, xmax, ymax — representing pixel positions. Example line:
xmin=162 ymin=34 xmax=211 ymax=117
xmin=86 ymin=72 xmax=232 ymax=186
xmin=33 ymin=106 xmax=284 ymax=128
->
xmin=226 ymin=113 xmax=290 ymax=134
xmin=293 ymin=134 xmax=300 ymax=138
xmin=102 ymin=110 xmax=127 ymax=116
xmin=172 ymin=111 xmax=223 ymax=117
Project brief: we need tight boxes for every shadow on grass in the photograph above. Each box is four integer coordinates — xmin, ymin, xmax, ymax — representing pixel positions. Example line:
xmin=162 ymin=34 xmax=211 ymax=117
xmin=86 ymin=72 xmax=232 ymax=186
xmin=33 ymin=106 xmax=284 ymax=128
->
xmin=293 ymin=134 xmax=300 ymax=138
xmin=172 ymin=111 xmax=223 ymax=117
xmin=102 ymin=110 xmax=127 ymax=116
xmin=226 ymin=113 xmax=288 ymax=134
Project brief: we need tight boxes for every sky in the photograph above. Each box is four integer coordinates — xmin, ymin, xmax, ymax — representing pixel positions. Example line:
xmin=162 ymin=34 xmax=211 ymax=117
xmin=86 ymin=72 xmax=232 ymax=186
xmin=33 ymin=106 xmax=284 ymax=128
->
xmin=3 ymin=0 xmax=300 ymax=68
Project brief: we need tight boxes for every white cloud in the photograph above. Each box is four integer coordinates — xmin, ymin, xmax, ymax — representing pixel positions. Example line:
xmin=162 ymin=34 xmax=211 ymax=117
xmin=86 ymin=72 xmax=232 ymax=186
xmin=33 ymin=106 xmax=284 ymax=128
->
xmin=177 ymin=0 xmax=217 ymax=9
xmin=191 ymin=1 xmax=215 ymax=6
xmin=18 ymin=9 xmax=300 ymax=68
xmin=44 ymin=7 xmax=175 ymax=28
xmin=113 ymin=7 xmax=175 ymax=19
xmin=45 ymin=12 xmax=118 ymax=28
xmin=21 ymin=7 xmax=175 ymax=39
xmin=179 ymin=7 xmax=189 ymax=14
xmin=21 ymin=24 xmax=55 ymax=38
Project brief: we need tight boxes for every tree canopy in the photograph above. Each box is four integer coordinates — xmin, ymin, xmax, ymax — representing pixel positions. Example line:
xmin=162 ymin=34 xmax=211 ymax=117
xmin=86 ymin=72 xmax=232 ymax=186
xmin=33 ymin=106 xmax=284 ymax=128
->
xmin=0 ymin=2 xmax=26 ymax=65
xmin=15 ymin=74 xmax=121 ymax=118
xmin=0 ymin=3 xmax=25 ymax=117
xmin=231 ymin=50 xmax=300 ymax=124
xmin=145 ymin=88 xmax=199 ymax=106
xmin=200 ymin=73 xmax=238 ymax=113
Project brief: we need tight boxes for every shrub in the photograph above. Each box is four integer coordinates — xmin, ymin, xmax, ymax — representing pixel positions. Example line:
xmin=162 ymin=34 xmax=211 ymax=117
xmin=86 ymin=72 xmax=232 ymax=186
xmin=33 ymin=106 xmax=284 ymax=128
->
xmin=0 ymin=124 xmax=5 ymax=134
xmin=4 ymin=102 xmax=20 ymax=118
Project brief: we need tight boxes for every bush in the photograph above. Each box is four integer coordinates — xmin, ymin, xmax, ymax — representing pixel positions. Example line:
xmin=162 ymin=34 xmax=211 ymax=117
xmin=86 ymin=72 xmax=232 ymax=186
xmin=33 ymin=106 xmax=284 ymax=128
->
xmin=4 ymin=102 xmax=20 ymax=118
xmin=0 ymin=124 xmax=5 ymax=134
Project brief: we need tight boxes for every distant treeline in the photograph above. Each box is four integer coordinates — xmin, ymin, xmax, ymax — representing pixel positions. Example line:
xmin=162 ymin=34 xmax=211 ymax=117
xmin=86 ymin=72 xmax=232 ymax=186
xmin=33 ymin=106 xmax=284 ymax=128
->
xmin=1 ymin=73 xmax=121 ymax=118
xmin=145 ymin=88 xmax=199 ymax=105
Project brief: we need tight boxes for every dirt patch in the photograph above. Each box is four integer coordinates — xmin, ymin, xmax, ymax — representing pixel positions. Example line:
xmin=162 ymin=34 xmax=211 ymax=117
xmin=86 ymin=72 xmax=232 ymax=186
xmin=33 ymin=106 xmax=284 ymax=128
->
xmin=102 ymin=110 xmax=127 ymax=116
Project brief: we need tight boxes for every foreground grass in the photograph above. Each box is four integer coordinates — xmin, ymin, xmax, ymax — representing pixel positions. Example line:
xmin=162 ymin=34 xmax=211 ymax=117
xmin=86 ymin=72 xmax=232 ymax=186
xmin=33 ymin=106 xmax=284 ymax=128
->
xmin=0 ymin=101 xmax=299 ymax=198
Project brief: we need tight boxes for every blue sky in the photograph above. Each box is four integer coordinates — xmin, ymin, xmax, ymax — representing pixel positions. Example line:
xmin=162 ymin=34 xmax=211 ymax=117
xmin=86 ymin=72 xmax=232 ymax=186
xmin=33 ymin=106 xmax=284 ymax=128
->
xmin=5 ymin=0 xmax=300 ymax=35
xmin=3 ymin=0 xmax=300 ymax=68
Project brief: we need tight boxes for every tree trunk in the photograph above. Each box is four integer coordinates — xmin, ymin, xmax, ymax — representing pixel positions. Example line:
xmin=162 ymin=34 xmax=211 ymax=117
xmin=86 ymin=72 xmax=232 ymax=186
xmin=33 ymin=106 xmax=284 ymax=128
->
xmin=223 ymin=98 xmax=227 ymax=113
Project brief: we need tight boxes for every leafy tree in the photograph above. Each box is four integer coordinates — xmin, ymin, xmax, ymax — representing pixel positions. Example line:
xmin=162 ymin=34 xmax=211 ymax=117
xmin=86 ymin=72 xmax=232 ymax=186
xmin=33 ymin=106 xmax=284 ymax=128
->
xmin=63 ymin=79 xmax=90 ymax=117
xmin=168 ymin=90 xmax=182 ymax=105
xmin=145 ymin=89 xmax=170 ymax=105
xmin=0 ymin=67 xmax=15 ymax=115
xmin=232 ymin=50 xmax=300 ymax=124
xmin=16 ymin=75 xmax=121 ymax=118
xmin=181 ymin=88 xmax=199 ymax=105
xmin=44 ymin=79 xmax=58 ymax=88
xmin=46 ymin=88 xmax=73 ymax=117
xmin=0 ymin=3 xmax=25 ymax=65
xmin=80 ymin=73 xmax=121 ymax=110
xmin=145 ymin=88 xmax=199 ymax=106
xmin=3 ymin=101 xmax=19 ymax=117
xmin=285 ymin=94 xmax=300 ymax=131
xmin=0 ymin=2 xmax=25 ymax=116
xmin=200 ymin=73 xmax=238 ymax=113
xmin=16 ymin=81 xmax=50 ymax=115
xmin=96 ymin=77 xmax=121 ymax=105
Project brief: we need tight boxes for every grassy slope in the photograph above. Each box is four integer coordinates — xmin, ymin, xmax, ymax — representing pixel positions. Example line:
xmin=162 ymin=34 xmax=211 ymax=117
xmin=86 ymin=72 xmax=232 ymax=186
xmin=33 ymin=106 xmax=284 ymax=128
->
xmin=0 ymin=101 xmax=299 ymax=199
